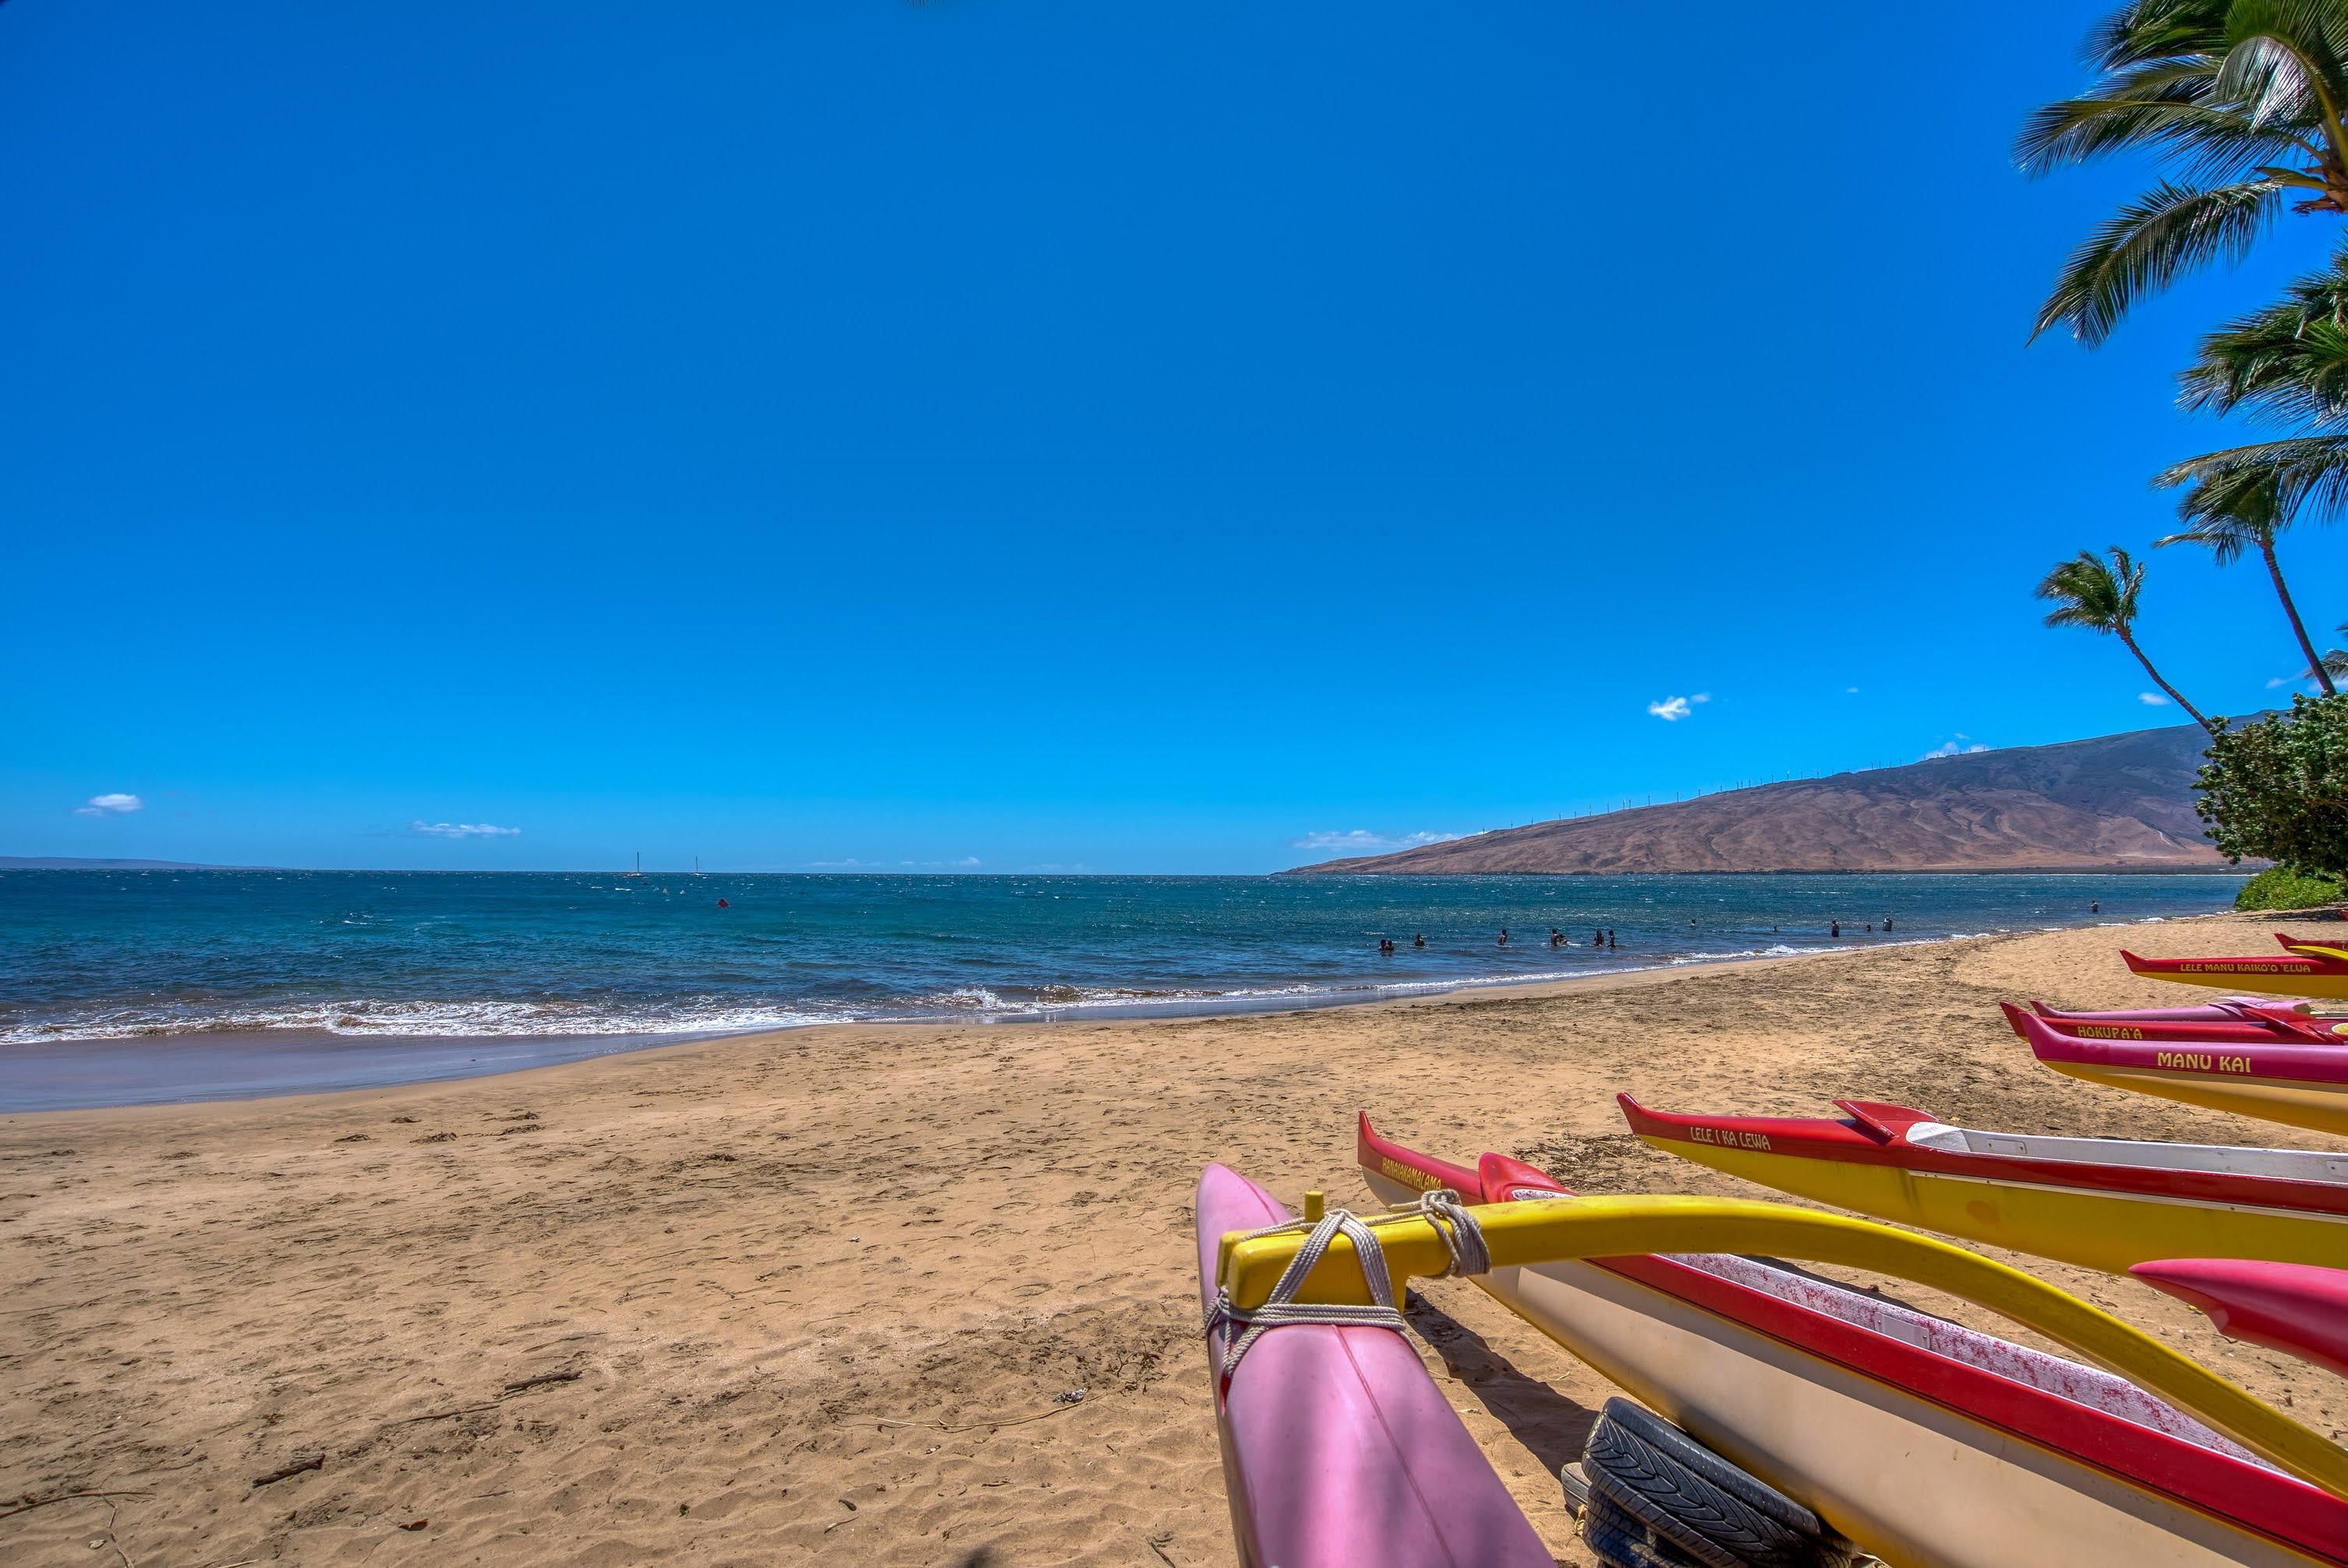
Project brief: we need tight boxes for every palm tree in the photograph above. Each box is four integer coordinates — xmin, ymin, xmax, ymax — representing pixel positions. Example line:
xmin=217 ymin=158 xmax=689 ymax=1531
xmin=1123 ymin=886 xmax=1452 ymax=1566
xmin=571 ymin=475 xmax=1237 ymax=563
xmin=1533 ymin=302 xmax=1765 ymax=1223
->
xmin=2037 ymin=547 xmax=2216 ymax=732
xmin=2159 ymin=475 xmax=2339 ymax=691
xmin=2019 ymin=1 xmax=2348 ymax=345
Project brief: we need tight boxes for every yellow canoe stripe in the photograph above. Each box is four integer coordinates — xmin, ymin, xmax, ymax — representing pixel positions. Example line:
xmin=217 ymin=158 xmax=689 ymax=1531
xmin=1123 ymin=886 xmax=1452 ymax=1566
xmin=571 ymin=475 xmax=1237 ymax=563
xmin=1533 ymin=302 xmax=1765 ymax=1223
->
xmin=1218 ymin=1194 xmax=2348 ymax=1499
xmin=2283 ymin=944 xmax=2348 ymax=963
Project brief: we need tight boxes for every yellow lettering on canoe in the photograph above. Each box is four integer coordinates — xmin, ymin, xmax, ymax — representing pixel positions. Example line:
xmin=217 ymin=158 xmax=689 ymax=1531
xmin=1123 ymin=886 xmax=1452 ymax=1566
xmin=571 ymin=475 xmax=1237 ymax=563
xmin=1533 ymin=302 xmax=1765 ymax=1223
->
xmin=1380 ymin=1156 xmax=1441 ymax=1191
xmin=2074 ymin=1024 xmax=2144 ymax=1040
xmin=1688 ymin=1125 xmax=1771 ymax=1151
xmin=2151 ymin=1051 xmax=2257 ymax=1074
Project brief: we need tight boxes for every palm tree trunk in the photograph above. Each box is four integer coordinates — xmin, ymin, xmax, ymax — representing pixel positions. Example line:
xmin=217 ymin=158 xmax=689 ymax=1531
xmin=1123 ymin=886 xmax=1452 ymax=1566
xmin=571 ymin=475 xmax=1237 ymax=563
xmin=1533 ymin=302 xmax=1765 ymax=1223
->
xmin=2118 ymin=629 xmax=2215 ymax=735
xmin=2261 ymin=537 xmax=2337 ymax=697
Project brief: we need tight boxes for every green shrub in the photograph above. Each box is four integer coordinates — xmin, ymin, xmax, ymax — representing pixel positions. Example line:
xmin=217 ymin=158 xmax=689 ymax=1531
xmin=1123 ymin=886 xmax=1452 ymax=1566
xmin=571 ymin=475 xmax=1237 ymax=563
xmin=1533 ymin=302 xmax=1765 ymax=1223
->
xmin=2198 ymin=695 xmax=2348 ymax=881
xmin=2235 ymin=865 xmax=2348 ymax=912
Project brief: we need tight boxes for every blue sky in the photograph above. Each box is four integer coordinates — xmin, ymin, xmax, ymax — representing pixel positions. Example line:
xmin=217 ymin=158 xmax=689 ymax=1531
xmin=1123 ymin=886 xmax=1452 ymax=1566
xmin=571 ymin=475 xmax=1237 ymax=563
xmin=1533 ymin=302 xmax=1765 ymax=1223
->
xmin=5 ymin=0 xmax=2342 ymax=873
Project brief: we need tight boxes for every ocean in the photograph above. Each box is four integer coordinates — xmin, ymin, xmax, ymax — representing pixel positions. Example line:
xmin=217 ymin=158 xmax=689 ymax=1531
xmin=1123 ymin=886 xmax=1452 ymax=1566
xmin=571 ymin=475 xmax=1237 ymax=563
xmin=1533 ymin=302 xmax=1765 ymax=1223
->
xmin=0 ymin=868 xmax=2247 ymax=1109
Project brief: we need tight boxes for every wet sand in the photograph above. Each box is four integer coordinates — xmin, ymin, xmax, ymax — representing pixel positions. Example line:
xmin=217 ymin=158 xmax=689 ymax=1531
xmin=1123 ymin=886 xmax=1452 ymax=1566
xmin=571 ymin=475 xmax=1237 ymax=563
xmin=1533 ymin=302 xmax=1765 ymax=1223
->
xmin=3 ymin=911 xmax=2343 ymax=1566
xmin=0 ymin=1029 xmax=741 ymax=1114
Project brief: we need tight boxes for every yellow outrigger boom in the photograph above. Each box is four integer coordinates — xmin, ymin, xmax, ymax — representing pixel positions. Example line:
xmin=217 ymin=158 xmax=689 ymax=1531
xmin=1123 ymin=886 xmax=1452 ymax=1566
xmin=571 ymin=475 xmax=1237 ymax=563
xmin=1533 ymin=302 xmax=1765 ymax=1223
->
xmin=1216 ymin=1193 xmax=2348 ymax=1501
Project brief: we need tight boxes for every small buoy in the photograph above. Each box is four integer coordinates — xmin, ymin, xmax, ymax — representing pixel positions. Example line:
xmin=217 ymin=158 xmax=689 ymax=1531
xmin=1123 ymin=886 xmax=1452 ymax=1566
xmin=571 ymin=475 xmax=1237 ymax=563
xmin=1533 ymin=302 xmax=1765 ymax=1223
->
xmin=716 ymin=898 xmax=730 ymax=908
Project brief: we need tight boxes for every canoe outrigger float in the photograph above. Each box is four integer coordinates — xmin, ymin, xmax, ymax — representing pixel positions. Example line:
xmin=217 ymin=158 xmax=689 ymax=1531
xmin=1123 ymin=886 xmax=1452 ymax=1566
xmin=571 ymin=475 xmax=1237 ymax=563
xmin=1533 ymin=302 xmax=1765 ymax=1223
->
xmin=1193 ymin=1162 xmax=1553 ymax=1567
xmin=2008 ymin=1000 xmax=2348 ymax=1137
xmin=2028 ymin=997 xmax=2348 ymax=1045
xmin=1258 ymin=1114 xmax=2348 ymax=1567
xmin=2122 ymin=934 xmax=2348 ymax=1001
xmin=1618 ymin=1092 xmax=2348 ymax=1274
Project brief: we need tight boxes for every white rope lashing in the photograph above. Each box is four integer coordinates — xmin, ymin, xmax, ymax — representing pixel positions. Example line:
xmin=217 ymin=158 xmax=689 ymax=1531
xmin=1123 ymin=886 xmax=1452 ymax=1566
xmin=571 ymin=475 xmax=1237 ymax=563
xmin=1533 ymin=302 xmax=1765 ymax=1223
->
xmin=1206 ymin=1188 xmax=1490 ymax=1380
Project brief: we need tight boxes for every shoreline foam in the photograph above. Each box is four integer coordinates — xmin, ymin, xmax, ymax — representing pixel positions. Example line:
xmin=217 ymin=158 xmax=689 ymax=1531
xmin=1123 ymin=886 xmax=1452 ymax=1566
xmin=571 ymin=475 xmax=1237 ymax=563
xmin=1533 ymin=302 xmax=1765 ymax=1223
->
xmin=1 ymin=909 xmax=2228 ymax=1111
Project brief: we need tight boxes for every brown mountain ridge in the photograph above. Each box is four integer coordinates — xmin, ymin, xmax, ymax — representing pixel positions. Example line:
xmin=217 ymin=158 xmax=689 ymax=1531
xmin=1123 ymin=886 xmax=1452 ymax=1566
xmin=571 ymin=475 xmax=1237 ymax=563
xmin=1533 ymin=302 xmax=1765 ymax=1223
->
xmin=1285 ymin=722 xmax=2237 ymax=875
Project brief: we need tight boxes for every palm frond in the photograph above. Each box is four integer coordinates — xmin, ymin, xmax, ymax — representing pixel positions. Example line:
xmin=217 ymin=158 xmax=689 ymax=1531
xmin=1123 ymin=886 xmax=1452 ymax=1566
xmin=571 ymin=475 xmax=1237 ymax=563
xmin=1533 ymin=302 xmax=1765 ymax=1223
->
xmin=2157 ymin=433 xmax=2348 ymax=517
xmin=2017 ymin=85 xmax=2311 ymax=178
xmin=2177 ymin=243 xmax=2348 ymax=416
xmin=2034 ymin=178 xmax=2282 ymax=344
xmin=2215 ymin=30 xmax=2318 ymax=129
xmin=2219 ymin=0 xmax=2348 ymax=111
xmin=2036 ymin=548 xmax=2139 ymax=630
xmin=2085 ymin=0 xmax=2233 ymax=73
xmin=2015 ymin=51 xmax=2326 ymax=178
xmin=2159 ymin=477 xmax=2277 ymax=560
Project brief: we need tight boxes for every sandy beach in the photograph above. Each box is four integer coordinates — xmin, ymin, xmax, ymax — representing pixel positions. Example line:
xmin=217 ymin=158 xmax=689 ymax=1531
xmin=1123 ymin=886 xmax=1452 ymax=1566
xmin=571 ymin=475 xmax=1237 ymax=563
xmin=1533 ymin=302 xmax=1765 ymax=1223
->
xmin=5 ymin=911 xmax=2343 ymax=1566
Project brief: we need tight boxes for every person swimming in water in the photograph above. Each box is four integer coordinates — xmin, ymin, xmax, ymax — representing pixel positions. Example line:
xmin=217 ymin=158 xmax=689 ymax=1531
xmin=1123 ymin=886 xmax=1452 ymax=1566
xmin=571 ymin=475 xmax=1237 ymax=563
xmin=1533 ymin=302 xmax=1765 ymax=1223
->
xmin=1413 ymin=933 xmax=1426 ymax=948
xmin=1378 ymin=938 xmax=1395 ymax=955
xmin=1607 ymin=928 xmax=1617 ymax=949
xmin=1830 ymin=919 xmax=1841 ymax=938
xmin=1550 ymin=928 xmax=1565 ymax=948
xmin=1498 ymin=927 xmax=1510 ymax=947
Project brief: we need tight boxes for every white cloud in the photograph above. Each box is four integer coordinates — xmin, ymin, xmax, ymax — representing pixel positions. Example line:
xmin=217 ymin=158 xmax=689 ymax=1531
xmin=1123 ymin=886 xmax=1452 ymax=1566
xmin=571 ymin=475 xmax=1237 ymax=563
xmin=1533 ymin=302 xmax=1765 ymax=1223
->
xmin=2268 ymin=676 xmax=2294 ymax=689
xmin=1293 ymin=828 xmax=1463 ymax=853
xmin=898 ymin=856 xmax=983 ymax=869
xmin=410 ymin=820 xmax=521 ymax=839
xmin=1846 ymin=687 xmax=1859 ymax=694
xmin=1920 ymin=736 xmax=1989 ymax=760
xmin=2138 ymin=691 xmax=2170 ymax=706
xmin=1648 ymin=697 xmax=1692 ymax=721
xmin=73 ymin=793 xmax=143 ymax=816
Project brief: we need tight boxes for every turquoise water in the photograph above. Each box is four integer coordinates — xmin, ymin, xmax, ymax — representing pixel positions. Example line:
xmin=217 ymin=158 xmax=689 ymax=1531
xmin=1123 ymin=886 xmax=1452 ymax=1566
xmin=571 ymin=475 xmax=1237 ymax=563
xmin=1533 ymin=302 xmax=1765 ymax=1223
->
xmin=0 ymin=870 xmax=2244 ymax=1107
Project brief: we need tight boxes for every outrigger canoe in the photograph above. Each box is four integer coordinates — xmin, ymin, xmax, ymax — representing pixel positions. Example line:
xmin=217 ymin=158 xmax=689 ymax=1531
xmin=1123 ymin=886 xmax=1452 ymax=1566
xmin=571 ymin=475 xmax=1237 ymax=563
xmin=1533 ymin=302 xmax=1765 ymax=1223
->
xmin=1618 ymin=1093 xmax=2348 ymax=1275
xmin=1341 ymin=1113 xmax=2348 ymax=1567
xmin=2283 ymin=932 xmax=2348 ymax=959
xmin=1192 ymin=1163 xmax=1552 ymax=1568
xmin=2029 ymin=997 xmax=2348 ymax=1045
xmin=2008 ymin=1001 xmax=2348 ymax=1137
xmin=2123 ymin=935 xmax=2348 ymax=1000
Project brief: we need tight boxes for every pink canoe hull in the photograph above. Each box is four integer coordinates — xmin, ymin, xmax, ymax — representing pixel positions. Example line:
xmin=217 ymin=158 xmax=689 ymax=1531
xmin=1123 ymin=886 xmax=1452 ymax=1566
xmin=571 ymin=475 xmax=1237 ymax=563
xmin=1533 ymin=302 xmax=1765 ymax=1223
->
xmin=1194 ymin=1164 xmax=1550 ymax=1568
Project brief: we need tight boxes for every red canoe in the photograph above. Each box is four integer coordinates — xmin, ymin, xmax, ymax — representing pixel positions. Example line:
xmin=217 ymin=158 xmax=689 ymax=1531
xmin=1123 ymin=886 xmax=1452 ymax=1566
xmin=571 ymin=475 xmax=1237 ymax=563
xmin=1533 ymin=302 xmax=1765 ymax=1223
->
xmin=2027 ymin=997 xmax=2348 ymax=1046
xmin=2007 ymin=1001 xmax=2348 ymax=1136
xmin=2122 ymin=935 xmax=2348 ymax=1000
xmin=2134 ymin=1259 xmax=2348 ymax=1382
xmin=1356 ymin=1114 xmax=2348 ymax=1567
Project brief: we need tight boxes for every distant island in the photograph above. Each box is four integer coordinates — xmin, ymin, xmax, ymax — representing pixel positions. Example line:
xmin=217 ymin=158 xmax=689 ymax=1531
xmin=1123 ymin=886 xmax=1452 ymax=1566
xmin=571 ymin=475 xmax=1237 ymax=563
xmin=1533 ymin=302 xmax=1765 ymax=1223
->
xmin=0 ymin=856 xmax=235 ymax=871
xmin=1285 ymin=722 xmax=2240 ymax=875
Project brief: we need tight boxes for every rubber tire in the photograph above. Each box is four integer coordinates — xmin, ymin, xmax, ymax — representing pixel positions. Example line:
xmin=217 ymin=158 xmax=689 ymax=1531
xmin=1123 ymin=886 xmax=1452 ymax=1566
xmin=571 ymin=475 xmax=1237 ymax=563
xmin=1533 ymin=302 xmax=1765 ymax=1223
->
xmin=1584 ymin=1488 xmax=1713 ymax=1568
xmin=1582 ymin=1398 xmax=1854 ymax=1568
